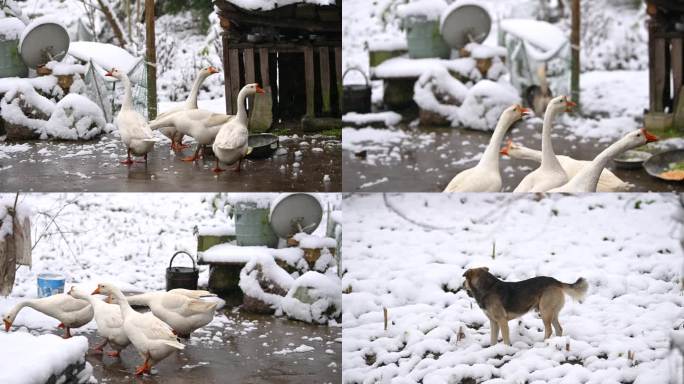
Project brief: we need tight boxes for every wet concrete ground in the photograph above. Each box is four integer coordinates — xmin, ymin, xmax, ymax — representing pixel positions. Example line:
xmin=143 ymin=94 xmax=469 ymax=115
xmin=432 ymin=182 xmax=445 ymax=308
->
xmin=343 ymin=120 xmax=684 ymax=192
xmin=79 ymin=309 xmax=340 ymax=384
xmin=0 ymin=134 xmax=341 ymax=192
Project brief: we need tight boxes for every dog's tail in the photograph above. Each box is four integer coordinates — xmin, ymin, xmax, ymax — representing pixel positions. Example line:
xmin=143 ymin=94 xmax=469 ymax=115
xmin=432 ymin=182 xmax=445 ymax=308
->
xmin=561 ymin=277 xmax=588 ymax=302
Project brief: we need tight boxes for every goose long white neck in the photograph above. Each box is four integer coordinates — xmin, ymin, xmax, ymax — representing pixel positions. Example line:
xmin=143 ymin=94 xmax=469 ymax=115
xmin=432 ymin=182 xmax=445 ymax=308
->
xmin=186 ymin=71 xmax=208 ymax=109
xmin=479 ymin=114 xmax=516 ymax=168
xmin=512 ymin=146 xmax=542 ymax=162
xmin=110 ymin=288 xmax=134 ymax=318
xmin=569 ymin=136 xmax=635 ymax=191
xmin=119 ymin=75 xmax=134 ymax=111
xmin=235 ymin=88 xmax=250 ymax=124
xmin=540 ymin=108 xmax=563 ymax=169
xmin=8 ymin=301 xmax=28 ymax=320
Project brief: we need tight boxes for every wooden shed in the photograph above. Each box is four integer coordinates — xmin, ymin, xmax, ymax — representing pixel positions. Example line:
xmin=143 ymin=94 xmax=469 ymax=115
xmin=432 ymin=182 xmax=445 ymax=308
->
xmin=646 ymin=0 xmax=684 ymax=130
xmin=213 ymin=0 xmax=341 ymax=130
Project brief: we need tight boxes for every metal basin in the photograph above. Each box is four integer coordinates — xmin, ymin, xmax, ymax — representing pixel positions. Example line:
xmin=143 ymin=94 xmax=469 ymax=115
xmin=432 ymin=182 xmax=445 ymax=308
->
xmin=643 ymin=149 xmax=684 ymax=181
xmin=246 ymin=133 xmax=278 ymax=160
xmin=613 ymin=150 xmax=651 ymax=169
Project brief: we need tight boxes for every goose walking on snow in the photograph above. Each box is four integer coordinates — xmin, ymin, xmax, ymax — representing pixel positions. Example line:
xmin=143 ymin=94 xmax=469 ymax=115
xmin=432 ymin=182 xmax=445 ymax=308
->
xmin=549 ymin=128 xmax=658 ymax=192
xmin=212 ymin=83 xmax=265 ymax=173
xmin=444 ymin=104 xmax=531 ymax=192
xmin=107 ymin=68 xmax=158 ymax=165
xmin=93 ymin=283 xmax=184 ymax=375
xmin=151 ymin=66 xmax=221 ymax=151
xmin=513 ymin=95 xmax=575 ymax=192
xmin=2 ymin=293 xmax=93 ymax=338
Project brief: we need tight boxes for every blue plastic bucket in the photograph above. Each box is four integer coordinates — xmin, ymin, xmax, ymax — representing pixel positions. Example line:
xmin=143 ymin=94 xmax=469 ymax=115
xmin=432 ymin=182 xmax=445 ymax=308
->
xmin=37 ymin=273 xmax=65 ymax=298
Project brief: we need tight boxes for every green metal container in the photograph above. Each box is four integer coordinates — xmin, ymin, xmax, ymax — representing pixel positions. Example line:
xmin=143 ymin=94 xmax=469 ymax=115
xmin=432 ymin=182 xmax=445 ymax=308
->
xmin=405 ymin=19 xmax=451 ymax=59
xmin=0 ymin=39 xmax=27 ymax=78
xmin=234 ymin=201 xmax=279 ymax=248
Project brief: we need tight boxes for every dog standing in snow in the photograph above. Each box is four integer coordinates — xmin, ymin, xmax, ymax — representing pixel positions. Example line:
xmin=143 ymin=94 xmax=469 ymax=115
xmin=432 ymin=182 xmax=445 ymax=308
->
xmin=462 ymin=267 xmax=588 ymax=346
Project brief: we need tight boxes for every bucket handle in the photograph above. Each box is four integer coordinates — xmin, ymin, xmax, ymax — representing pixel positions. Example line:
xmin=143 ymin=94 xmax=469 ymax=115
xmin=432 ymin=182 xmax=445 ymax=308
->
xmin=169 ymin=251 xmax=196 ymax=271
xmin=342 ymin=67 xmax=370 ymax=87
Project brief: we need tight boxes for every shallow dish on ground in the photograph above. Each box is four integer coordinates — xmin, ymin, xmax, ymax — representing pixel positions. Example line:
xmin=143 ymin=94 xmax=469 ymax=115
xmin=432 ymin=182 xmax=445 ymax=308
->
xmin=612 ymin=150 xmax=651 ymax=169
xmin=246 ymin=134 xmax=279 ymax=160
xmin=643 ymin=149 xmax=684 ymax=181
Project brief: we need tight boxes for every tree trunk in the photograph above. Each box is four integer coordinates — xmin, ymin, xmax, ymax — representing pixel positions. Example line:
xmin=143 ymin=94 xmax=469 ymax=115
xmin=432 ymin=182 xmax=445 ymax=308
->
xmin=571 ymin=0 xmax=580 ymax=108
xmin=96 ymin=0 xmax=127 ymax=48
xmin=145 ymin=0 xmax=157 ymax=119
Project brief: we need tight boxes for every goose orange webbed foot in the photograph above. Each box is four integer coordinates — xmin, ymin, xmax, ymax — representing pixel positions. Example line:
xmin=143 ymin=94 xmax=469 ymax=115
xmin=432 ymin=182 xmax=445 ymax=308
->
xmin=107 ymin=351 xmax=121 ymax=358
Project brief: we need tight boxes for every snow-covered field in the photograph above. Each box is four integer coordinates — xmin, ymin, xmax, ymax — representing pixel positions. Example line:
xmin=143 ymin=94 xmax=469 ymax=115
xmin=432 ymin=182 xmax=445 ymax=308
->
xmin=342 ymin=193 xmax=683 ymax=383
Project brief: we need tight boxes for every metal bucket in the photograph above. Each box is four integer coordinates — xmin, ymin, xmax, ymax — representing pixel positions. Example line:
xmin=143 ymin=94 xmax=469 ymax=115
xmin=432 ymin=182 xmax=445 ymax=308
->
xmin=37 ymin=273 xmax=65 ymax=298
xmin=405 ymin=19 xmax=451 ymax=59
xmin=234 ymin=201 xmax=279 ymax=248
xmin=0 ymin=39 xmax=27 ymax=78
xmin=342 ymin=67 xmax=371 ymax=114
xmin=166 ymin=251 xmax=199 ymax=291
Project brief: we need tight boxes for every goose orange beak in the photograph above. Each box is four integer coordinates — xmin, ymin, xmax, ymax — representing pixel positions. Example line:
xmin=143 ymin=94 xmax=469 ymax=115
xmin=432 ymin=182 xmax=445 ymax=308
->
xmin=91 ymin=287 xmax=101 ymax=295
xmin=500 ymin=139 xmax=512 ymax=156
xmin=642 ymin=128 xmax=658 ymax=143
xmin=256 ymin=85 xmax=265 ymax=94
xmin=4 ymin=320 xmax=11 ymax=332
xmin=521 ymin=107 xmax=532 ymax=118
xmin=208 ymin=66 xmax=219 ymax=74
xmin=565 ymin=100 xmax=577 ymax=112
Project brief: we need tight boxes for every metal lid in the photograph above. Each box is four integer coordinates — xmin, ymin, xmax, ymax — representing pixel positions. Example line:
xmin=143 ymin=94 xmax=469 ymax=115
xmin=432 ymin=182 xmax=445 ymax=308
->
xmin=19 ymin=20 xmax=69 ymax=68
xmin=269 ymin=193 xmax=323 ymax=239
xmin=440 ymin=1 xmax=491 ymax=50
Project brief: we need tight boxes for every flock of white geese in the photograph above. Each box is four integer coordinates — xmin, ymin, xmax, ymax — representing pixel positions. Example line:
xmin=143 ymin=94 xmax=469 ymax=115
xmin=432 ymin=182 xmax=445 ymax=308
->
xmin=108 ymin=66 xmax=264 ymax=173
xmin=443 ymin=95 xmax=658 ymax=193
xmin=2 ymin=283 xmax=217 ymax=375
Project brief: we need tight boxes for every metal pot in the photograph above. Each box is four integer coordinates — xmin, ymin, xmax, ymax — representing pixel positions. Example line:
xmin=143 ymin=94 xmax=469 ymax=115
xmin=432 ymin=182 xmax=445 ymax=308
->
xmin=342 ymin=67 xmax=371 ymax=114
xmin=166 ymin=251 xmax=199 ymax=291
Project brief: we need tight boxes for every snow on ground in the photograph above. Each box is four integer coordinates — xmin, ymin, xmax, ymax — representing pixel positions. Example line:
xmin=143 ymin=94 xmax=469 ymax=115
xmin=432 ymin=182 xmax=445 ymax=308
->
xmin=0 ymin=333 xmax=92 ymax=384
xmin=342 ymin=193 xmax=683 ymax=383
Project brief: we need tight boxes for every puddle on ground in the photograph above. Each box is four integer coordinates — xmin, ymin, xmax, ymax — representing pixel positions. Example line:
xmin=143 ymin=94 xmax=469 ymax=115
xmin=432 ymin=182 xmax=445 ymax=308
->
xmin=0 ymin=134 xmax=341 ymax=192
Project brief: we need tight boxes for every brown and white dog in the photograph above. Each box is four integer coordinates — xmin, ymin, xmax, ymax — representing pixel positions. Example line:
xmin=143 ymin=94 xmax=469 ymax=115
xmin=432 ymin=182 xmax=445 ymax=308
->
xmin=462 ymin=267 xmax=588 ymax=345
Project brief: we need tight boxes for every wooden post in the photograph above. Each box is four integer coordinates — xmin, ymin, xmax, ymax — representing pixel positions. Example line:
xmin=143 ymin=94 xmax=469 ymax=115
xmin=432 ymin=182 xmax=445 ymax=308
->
xmin=145 ymin=0 xmax=157 ymax=119
xmin=672 ymin=38 xmax=683 ymax=107
xmin=570 ymin=0 xmax=580 ymax=108
xmin=259 ymin=48 xmax=270 ymax=88
xmin=334 ymin=47 xmax=342 ymax=113
xmin=654 ymin=37 xmax=667 ymax=112
xmin=244 ymin=48 xmax=256 ymax=112
xmin=229 ymin=49 xmax=241 ymax=113
xmin=319 ymin=47 xmax=331 ymax=115
xmin=304 ymin=45 xmax=315 ymax=117
xmin=126 ymin=0 xmax=131 ymax=37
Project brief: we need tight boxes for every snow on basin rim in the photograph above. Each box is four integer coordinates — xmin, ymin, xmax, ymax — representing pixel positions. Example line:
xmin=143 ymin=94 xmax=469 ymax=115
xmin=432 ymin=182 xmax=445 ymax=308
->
xmin=0 ymin=17 xmax=25 ymax=40
xmin=18 ymin=15 xmax=67 ymax=53
xmin=0 ymin=332 xmax=88 ymax=384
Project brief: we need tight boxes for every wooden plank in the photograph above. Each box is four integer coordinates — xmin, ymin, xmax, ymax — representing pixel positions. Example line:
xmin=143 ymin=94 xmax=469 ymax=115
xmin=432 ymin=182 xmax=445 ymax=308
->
xmin=649 ymin=25 xmax=657 ymax=111
xmin=654 ymin=37 xmax=667 ymax=112
xmin=319 ymin=47 xmax=331 ymax=114
xmin=672 ymin=38 xmax=683 ymax=107
xmin=259 ymin=48 xmax=270 ymax=88
xmin=145 ymin=0 xmax=157 ymax=119
xmin=304 ymin=46 xmax=315 ymax=117
xmin=229 ymin=48 xmax=241 ymax=115
xmin=244 ymin=48 xmax=256 ymax=113
xmin=570 ymin=0 xmax=580 ymax=108
xmin=334 ymin=47 xmax=342 ymax=113
xmin=222 ymin=32 xmax=233 ymax=115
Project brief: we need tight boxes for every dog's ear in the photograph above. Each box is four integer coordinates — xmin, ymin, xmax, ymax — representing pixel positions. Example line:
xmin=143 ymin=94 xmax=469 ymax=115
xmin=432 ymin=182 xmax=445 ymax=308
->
xmin=462 ymin=269 xmax=471 ymax=278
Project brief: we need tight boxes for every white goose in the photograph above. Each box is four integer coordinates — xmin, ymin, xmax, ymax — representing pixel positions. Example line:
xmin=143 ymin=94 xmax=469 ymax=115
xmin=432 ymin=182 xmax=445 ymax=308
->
xmin=68 ymin=286 xmax=129 ymax=357
xmin=107 ymin=68 xmax=158 ymax=165
xmin=123 ymin=291 xmax=218 ymax=338
xmin=93 ymin=283 xmax=184 ymax=375
xmin=513 ymin=95 xmax=575 ymax=192
xmin=212 ymin=83 xmax=265 ymax=173
xmin=501 ymin=141 xmax=634 ymax=192
xmin=2 ymin=293 xmax=93 ymax=338
xmin=443 ymin=104 xmax=531 ymax=192
xmin=549 ymin=128 xmax=658 ymax=192
xmin=151 ymin=66 xmax=220 ymax=151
